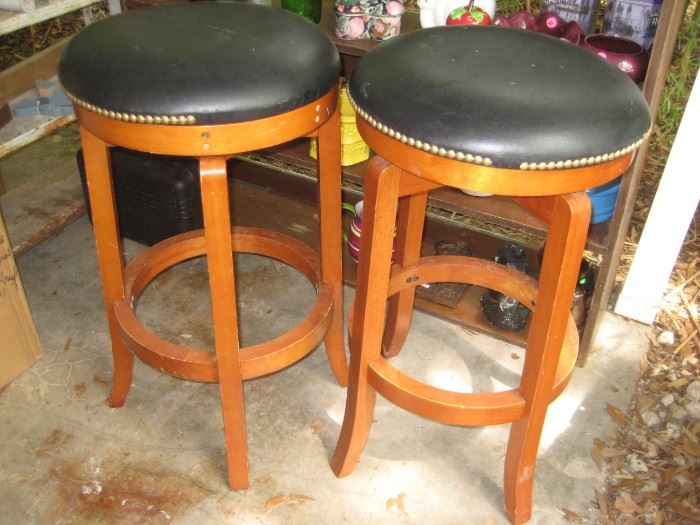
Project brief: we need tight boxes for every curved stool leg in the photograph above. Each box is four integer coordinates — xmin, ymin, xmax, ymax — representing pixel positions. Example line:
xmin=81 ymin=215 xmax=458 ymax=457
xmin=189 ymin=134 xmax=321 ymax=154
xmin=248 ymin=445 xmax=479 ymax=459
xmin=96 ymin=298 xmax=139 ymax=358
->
xmin=80 ymin=126 xmax=133 ymax=407
xmin=200 ymin=157 xmax=249 ymax=490
xmin=382 ymin=189 xmax=428 ymax=357
xmin=331 ymin=157 xmax=401 ymax=476
xmin=504 ymin=193 xmax=591 ymax=524
xmin=317 ymin=108 xmax=348 ymax=386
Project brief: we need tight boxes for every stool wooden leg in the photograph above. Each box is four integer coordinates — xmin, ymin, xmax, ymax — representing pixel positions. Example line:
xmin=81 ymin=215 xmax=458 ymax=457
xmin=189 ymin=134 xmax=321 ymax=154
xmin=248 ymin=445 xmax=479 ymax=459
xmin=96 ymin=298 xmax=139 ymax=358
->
xmin=80 ymin=126 xmax=132 ymax=408
xmin=331 ymin=157 xmax=400 ymax=476
xmin=317 ymin=107 xmax=348 ymax=386
xmin=504 ymin=193 xmax=591 ymax=524
xmin=200 ymin=157 xmax=249 ymax=490
xmin=382 ymin=189 xmax=428 ymax=357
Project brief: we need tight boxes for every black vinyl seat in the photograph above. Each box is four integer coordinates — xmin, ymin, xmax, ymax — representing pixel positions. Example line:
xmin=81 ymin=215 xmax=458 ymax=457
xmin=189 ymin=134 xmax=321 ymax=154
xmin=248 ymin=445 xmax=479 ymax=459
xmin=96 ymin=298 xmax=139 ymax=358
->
xmin=59 ymin=2 xmax=340 ymax=125
xmin=348 ymin=26 xmax=650 ymax=170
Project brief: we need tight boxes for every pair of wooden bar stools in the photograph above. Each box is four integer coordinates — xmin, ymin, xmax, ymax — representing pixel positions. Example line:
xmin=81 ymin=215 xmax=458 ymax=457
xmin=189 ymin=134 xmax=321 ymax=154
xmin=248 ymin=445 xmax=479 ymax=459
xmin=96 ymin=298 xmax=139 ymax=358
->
xmin=59 ymin=3 xmax=650 ymax=523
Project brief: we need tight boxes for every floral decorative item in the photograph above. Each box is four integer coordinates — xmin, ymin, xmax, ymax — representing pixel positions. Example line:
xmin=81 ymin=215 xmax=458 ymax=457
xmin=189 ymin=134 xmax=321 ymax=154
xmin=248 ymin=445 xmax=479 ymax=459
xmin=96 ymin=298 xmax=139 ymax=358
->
xmin=417 ymin=0 xmax=494 ymax=28
xmin=334 ymin=0 xmax=405 ymax=40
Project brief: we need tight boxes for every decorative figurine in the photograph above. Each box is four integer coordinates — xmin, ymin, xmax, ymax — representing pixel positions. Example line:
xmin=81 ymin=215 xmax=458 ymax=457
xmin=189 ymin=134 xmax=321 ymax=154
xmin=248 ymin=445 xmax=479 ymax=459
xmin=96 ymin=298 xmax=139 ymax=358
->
xmin=417 ymin=0 xmax=494 ymax=28
xmin=481 ymin=242 xmax=532 ymax=331
xmin=445 ymin=0 xmax=492 ymax=25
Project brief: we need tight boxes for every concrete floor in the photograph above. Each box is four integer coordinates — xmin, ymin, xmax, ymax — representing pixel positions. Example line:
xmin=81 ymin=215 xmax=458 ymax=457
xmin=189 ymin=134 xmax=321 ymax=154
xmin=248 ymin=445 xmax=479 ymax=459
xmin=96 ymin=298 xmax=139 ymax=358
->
xmin=0 ymin=211 xmax=651 ymax=524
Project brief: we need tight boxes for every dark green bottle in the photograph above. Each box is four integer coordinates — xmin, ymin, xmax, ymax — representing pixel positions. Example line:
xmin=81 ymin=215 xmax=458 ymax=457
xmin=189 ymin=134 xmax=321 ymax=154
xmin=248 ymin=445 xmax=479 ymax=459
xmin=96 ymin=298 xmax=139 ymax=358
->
xmin=281 ymin=0 xmax=322 ymax=23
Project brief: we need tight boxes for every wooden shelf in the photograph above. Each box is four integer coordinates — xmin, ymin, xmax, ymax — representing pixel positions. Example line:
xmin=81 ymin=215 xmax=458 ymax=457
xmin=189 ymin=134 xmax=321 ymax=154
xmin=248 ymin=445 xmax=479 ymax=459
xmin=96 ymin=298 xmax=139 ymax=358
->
xmin=0 ymin=0 xmax=101 ymax=36
xmin=0 ymin=112 xmax=74 ymax=158
xmin=248 ymin=139 xmax=610 ymax=254
xmin=227 ymin=168 xmax=529 ymax=347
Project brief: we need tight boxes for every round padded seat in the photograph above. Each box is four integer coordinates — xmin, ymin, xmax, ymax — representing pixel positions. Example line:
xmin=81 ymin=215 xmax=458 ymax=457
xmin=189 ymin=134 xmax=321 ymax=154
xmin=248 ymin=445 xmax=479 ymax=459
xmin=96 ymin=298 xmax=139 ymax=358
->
xmin=348 ymin=26 xmax=651 ymax=170
xmin=59 ymin=2 xmax=340 ymax=125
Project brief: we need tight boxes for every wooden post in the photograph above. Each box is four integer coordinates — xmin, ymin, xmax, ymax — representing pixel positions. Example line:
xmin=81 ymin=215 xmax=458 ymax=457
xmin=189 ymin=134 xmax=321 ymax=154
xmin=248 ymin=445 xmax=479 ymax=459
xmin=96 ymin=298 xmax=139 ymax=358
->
xmin=577 ymin=0 xmax=688 ymax=364
xmin=615 ymin=71 xmax=700 ymax=324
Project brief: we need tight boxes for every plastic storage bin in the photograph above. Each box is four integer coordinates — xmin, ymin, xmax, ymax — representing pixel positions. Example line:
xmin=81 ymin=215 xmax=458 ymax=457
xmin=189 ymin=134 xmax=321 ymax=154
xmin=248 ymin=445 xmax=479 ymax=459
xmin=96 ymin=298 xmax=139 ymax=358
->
xmin=77 ymin=148 xmax=203 ymax=246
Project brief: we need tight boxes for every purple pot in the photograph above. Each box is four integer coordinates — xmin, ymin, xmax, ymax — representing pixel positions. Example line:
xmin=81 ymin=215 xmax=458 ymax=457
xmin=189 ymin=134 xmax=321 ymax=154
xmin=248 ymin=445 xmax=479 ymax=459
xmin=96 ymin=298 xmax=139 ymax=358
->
xmin=508 ymin=10 xmax=537 ymax=31
xmin=536 ymin=11 xmax=566 ymax=35
xmin=583 ymin=33 xmax=649 ymax=83
xmin=559 ymin=21 xmax=583 ymax=45
xmin=493 ymin=14 xmax=511 ymax=27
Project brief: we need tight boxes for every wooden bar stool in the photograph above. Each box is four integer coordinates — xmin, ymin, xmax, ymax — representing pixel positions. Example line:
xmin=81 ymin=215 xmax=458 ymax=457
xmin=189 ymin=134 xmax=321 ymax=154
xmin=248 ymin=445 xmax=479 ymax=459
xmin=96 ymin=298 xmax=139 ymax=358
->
xmin=331 ymin=26 xmax=650 ymax=523
xmin=59 ymin=2 xmax=348 ymax=489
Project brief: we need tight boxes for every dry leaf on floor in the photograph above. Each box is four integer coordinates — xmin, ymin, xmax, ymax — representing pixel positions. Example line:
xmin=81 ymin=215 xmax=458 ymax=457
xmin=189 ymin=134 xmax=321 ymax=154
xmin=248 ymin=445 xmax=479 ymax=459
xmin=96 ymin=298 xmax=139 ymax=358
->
xmin=591 ymin=447 xmax=604 ymax=470
xmin=310 ymin=419 xmax=323 ymax=434
xmin=600 ymin=447 xmax=625 ymax=458
xmin=386 ymin=493 xmax=406 ymax=511
xmin=668 ymin=378 xmax=689 ymax=388
xmin=562 ymin=508 xmax=582 ymax=522
xmin=607 ymin=403 xmax=629 ymax=426
xmin=595 ymin=487 xmax=608 ymax=515
xmin=93 ymin=373 xmax=108 ymax=387
xmin=265 ymin=494 xmax=313 ymax=510
xmin=614 ymin=493 xmax=641 ymax=515
xmin=682 ymin=436 xmax=700 ymax=456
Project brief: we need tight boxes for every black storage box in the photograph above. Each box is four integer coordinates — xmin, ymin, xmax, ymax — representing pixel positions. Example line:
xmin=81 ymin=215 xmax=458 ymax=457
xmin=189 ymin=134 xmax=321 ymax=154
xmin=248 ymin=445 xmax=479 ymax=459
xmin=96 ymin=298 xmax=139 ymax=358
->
xmin=77 ymin=148 xmax=203 ymax=246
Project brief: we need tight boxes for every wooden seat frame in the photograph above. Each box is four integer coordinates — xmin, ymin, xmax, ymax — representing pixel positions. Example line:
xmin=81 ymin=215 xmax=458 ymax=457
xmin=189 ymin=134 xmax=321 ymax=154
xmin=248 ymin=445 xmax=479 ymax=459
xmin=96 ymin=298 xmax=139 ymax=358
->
xmin=76 ymin=85 xmax=348 ymax=490
xmin=331 ymin=118 xmax=634 ymax=524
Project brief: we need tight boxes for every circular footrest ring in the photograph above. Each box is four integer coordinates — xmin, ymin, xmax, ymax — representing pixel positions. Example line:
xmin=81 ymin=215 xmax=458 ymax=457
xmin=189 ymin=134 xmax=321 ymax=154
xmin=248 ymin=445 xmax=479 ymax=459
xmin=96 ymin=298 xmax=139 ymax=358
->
xmin=113 ymin=226 xmax=334 ymax=382
xmin=350 ymin=255 xmax=578 ymax=426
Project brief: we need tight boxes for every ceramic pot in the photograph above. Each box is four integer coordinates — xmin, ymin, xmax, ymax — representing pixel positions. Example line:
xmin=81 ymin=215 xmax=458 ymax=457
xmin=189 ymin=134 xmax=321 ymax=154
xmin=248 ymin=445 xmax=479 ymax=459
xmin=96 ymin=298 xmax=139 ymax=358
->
xmin=536 ymin=11 xmax=566 ymax=35
xmin=583 ymin=33 xmax=649 ymax=83
xmin=507 ymin=10 xmax=537 ymax=30
xmin=586 ymin=176 xmax=622 ymax=224
xmin=493 ymin=14 xmax=510 ymax=26
xmin=559 ymin=20 xmax=583 ymax=45
xmin=540 ymin=0 xmax=600 ymax=34
xmin=342 ymin=201 xmax=364 ymax=262
xmin=342 ymin=201 xmax=397 ymax=262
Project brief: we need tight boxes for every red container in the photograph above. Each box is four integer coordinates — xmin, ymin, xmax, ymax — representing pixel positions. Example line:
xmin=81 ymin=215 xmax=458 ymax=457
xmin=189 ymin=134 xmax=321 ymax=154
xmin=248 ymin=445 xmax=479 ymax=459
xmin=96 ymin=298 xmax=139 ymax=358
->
xmin=77 ymin=148 xmax=203 ymax=246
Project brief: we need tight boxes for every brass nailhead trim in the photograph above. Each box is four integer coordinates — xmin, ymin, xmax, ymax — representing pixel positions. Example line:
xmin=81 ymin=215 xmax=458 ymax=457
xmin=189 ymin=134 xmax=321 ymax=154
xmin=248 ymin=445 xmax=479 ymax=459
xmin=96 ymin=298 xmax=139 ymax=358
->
xmin=65 ymin=91 xmax=197 ymax=125
xmin=348 ymin=92 xmax=650 ymax=170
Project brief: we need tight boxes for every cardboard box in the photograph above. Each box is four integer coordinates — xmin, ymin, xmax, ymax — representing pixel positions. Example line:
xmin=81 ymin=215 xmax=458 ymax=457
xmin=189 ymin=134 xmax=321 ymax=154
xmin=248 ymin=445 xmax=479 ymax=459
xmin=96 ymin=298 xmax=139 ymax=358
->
xmin=0 ymin=209 xmax=41 ymax=389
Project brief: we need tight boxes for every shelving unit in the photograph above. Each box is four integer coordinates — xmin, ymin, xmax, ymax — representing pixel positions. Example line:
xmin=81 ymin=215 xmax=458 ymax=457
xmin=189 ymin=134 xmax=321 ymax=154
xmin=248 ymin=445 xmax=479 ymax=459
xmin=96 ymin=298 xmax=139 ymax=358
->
xmin=0 ymin=0 xmax=105 ymax=35
xmin=0 ymin=0 xmax=120 ymax=159
xmin=0 ymin=0 xmax=688 ymax=361
xmin=239 ymin=1 xmax=688 ymax=362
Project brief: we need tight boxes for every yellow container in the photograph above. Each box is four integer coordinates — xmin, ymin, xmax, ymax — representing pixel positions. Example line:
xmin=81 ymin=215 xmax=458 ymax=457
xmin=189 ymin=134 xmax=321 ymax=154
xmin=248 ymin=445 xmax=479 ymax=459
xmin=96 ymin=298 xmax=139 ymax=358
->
xmin=309 ymin=86 xmax=370 ymax=166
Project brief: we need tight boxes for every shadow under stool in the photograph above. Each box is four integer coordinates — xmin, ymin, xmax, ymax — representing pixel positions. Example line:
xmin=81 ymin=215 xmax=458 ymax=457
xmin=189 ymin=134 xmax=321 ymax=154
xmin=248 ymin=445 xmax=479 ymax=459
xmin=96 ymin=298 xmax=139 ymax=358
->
xmin=330 ymin=26 xmax=651 ymax=524
xmin=58 ymin=2 xmax=348 ymax=489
